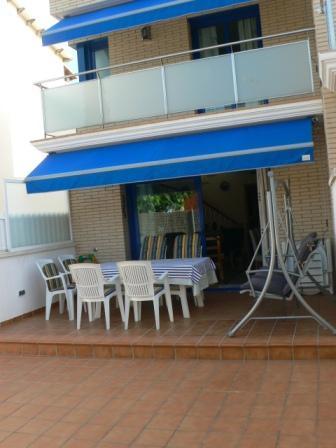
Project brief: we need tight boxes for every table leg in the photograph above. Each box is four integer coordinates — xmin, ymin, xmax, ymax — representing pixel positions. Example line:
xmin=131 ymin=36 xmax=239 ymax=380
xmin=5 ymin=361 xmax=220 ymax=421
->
xmin=195 ymin=291 xmax=205 ymax=307
xmin=95 ymin=303 xmax=102 ymax=319
xmin=179 ymin=286 xmax=190 ymax=318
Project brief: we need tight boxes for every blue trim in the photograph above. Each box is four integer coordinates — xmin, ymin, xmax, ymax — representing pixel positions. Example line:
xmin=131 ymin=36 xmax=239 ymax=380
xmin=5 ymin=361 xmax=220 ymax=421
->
xmin=77 ymin=38 xmax=108 ymax=81
xmin=42 ymin=0 xmax=253 ymax=45
xmin=25 ymin=119 xmax=314 ymax=194
xmin=126 ymin=178 xmax=205 ymax=260
xmin=125 ymin=184 xmax=142 ymax=259
xmin=194 ymin=177 xmax=207 ymax=257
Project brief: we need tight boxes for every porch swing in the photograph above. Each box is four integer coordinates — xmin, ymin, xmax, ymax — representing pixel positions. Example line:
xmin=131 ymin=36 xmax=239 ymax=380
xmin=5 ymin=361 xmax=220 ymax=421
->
xmin=228 ymin=171 xmax=336 ymax=337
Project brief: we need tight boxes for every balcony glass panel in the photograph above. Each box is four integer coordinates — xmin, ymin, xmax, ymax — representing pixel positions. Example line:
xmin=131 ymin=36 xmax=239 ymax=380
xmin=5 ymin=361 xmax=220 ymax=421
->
xmin=235 ymin=41 xmax=313 ymax=103
xmin=43 ymin=79 xmax=101 ymax=133
xmin=40 ymin=39 xmax=315 ymax=135
xmin=101 ymin=67 xmax=166 ymax=122
xmin=165 ymin=54 xmax=235 ymax=114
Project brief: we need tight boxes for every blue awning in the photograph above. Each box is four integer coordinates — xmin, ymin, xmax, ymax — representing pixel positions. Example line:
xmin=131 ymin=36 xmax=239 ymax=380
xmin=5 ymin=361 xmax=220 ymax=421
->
xmin=43 ymin=0 xmax=252 ymax=45
xmin=25 ymin=119 xmax=314 ymax=194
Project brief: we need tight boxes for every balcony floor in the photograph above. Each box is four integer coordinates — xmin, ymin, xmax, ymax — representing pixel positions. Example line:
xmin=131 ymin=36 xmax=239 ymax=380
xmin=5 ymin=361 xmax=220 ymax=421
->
xmin=1 ymin=293 xmax=336 ymax=360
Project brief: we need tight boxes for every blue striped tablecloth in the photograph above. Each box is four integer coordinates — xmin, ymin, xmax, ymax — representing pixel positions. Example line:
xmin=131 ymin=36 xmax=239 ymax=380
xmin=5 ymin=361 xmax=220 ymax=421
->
xmin=101 ymin=258 xmax=217 ymax=289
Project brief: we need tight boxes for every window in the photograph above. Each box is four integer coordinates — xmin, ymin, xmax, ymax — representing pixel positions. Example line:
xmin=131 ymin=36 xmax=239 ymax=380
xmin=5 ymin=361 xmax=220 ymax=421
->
xmin=190 ymin=5 xmax=262 ymax=59
xmin=77 ymin=38 xmax=110 ymax=81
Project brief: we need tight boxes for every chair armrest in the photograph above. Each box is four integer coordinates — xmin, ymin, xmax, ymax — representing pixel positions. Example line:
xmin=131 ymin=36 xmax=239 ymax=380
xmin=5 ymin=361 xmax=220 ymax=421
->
xmin=104 ymin=274 xmax=120 ymax=284
xmin=155 ymin=272 xmax=169 ymax=283
xmin=42 ymin=273 xmax=64 ymax=281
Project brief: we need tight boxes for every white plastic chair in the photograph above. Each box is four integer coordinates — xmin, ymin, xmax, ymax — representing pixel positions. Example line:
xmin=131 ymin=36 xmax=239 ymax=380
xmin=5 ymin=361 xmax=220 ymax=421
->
xmin=58 ymin=255 xmax=91 ymax=315
xmin=58 ymin=255 xmax=77 ymax=283
xmin=170 ymin=285 xmax=190 ymax=318
xmin=69 ymin=263 xmax=124 ymax=330
xmin=117 ymin=261 xmax=174 ymax=330
xmin=36 ymin=259 xmax=75 ymax=321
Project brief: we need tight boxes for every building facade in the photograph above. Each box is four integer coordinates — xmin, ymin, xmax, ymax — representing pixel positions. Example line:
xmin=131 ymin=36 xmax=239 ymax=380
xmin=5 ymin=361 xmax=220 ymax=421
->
xmin=27 ymin=0 xmax=336 ymax=287
xmin=0 ymin=0 xmax=75 ymax=323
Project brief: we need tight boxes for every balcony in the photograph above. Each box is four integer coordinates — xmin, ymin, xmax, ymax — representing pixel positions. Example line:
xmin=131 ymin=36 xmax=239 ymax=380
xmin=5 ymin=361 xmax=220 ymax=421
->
xmin=37 ymin=29 xmax=317 ymax=138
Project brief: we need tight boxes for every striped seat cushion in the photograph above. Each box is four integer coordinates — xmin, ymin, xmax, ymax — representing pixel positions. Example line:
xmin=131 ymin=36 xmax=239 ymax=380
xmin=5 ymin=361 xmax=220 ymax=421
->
xmin=173 ymin=233 xmax=202 ymax=258
xmin=104 ymin=286 xmax=116 ymax=296
xmin=42 ymin=263 xmax=63 ymax=292
xmin=140 ymin=235 xmax=167 ymax=260
xmin=63 ymin=258 xmax=77 ymax=287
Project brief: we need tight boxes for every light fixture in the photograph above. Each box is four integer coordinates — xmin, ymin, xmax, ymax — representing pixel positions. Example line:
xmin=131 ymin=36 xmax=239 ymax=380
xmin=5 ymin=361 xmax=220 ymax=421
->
xmin=141 ymin=26 xmax=152 ymax=40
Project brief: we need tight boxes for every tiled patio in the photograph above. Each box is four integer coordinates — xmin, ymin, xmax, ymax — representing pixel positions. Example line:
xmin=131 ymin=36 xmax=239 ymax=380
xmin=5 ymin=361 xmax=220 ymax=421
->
xmin=1 ymin=293 xmax=336 ymax=360
xmin=0 ymin=355 xmax=334 ymax=447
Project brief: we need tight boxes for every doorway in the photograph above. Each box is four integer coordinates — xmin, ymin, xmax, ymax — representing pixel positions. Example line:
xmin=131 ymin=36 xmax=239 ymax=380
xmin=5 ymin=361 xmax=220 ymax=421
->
xmin=202 ymin=171 xmax=260 ymax=286
xmin=126 ymin=171 xmax=261 ymax=288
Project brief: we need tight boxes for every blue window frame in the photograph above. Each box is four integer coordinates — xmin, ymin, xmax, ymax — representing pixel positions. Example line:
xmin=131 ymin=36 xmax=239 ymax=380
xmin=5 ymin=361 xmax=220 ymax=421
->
xmin=126 ymin=178 xmax=206 ymax=260
xmin=190 ymin=5 xmax=262 ymax=58
xmin=76 ymin=37 xmax=109 ymax=81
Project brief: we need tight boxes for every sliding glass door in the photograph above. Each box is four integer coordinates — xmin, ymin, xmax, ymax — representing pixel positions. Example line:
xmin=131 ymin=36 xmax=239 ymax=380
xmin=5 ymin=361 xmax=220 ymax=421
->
xmin=126 ymin=178 xmax=205 ymax=259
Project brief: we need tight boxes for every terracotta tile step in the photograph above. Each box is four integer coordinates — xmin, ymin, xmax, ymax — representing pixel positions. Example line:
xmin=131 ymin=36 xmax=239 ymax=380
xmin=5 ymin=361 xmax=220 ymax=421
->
xmin=0 ymin=341 xmax=335 ymax=360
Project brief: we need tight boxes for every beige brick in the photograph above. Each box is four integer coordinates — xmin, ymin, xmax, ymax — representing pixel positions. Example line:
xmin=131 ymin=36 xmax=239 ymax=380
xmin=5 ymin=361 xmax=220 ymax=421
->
xmin=69 ymin=185 xmax=130 ymax=262
xmin=62 ymin=0 xmax=333 ymax=256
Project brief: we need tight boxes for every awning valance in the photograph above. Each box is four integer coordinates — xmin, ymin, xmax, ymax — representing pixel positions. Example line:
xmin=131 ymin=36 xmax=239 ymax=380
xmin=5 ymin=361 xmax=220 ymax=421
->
xmin=43 ymin=0 xmax=252 ymax=45
xmin=25 ymin=118 xmax=314 ymax=194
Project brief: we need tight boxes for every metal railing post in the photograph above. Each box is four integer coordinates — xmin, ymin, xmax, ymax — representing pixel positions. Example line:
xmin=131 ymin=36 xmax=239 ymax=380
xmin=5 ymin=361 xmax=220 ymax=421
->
xmin=230 ymin=46 xmax=239 ymax=105
xmin=160 ymin=58 xmax=169 ymax=117
xmin=97 ymin=71 xmax=105 ymax=127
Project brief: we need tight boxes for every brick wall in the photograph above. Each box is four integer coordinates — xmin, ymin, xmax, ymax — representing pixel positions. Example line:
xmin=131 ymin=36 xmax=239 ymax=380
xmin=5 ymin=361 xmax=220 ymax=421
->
xmin=69 ymin=186 xmax=129 ymax=262
xmin=313 ymin=0 xmax=336 ymax=176
xmin=108 ymin=18 xmax=191 ymax=71
xmin=50 ymin=0 xmax=110 ymax=17
xmin=274 ymin=123 xmax=332 ymax=240
xmin=67 ymin=0 xmax=333 ymax=259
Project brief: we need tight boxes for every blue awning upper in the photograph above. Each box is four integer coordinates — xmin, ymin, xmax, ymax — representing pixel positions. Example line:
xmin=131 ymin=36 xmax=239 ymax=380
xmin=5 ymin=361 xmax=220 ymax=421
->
xmin=26 ymin=119 xmax=314 ymax=194
xmin=43 ymin=0 xmax=252 ymax=45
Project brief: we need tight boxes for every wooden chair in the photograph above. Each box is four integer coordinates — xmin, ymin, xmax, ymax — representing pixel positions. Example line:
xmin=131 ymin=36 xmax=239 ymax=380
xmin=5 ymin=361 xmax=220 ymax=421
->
xmin=117 ymin=261 xmax=174 ymax=330
xmin=205 ymin=235 xmax=224 ymax=281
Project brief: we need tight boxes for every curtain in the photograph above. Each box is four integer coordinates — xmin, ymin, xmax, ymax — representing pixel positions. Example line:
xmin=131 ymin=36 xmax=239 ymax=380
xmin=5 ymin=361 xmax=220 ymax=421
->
xmin=198 ymin=26 xmax=220 ymax=58
xmin=236 ymin=17 xmax=258 ymax=51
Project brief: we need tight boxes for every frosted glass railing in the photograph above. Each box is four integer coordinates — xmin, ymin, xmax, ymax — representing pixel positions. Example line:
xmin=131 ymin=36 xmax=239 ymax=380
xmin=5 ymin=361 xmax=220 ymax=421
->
xmin=5 ymin=181 xmax=71 ymax=250
xmin=42 ymin=40 xmax=314 ymax=134
xmin=0 ymin=219 xmax=7 ymax=251
xmin=9 ymin=214 xmax=71 ymax=249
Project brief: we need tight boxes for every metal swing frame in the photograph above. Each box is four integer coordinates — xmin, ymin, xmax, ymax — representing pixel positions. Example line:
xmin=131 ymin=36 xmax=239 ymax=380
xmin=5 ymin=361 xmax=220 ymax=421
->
xmin=228 ymin=171 xmax=336 ymax=337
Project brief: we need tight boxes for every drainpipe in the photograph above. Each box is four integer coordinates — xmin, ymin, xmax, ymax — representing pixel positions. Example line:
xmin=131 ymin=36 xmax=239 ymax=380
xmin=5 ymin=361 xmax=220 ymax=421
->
xmin=325 ymin=0 xmax=336 ymax=50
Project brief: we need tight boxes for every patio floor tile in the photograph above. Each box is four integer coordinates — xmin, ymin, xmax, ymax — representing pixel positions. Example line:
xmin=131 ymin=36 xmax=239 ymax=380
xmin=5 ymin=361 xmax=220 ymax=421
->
xmin=1 ymin=293 xmax=336 ymax=360
xmin=0 ymin=355 xmax=333 ymax=446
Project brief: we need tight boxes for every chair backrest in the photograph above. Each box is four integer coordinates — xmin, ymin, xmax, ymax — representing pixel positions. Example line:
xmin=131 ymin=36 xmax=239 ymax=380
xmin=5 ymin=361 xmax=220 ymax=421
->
xmin=69 ymin=263 xmax=105 ymax=300
xmin=282 ymin=232 xmax=318 ymax=297
xmin=117 ymin=261 xmax=155 ymax=298
xmin=173 ymin=233 xmax=202 ymax=258
xmin=139 ymin=235 xmax=167 ymax=260
xmin=58 ymin=255 xmax=77 ymax=273
xmin=58 ymin=255 xmax=77 ymax=286
xmin=296 ymin=232 xmax=318 ymax=266
xmin=206 ymin=235 xmax=222 ymax=260
xmin=36 ymin=259 xmax=63 ymax=292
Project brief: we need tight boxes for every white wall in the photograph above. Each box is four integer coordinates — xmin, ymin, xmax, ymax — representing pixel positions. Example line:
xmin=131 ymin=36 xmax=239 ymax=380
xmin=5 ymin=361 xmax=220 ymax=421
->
xmin=0 ymin=243 xmax=75 ymax=323
xmin=0 ymin=0 xmax=67 ymax=214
